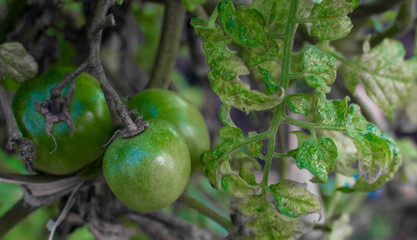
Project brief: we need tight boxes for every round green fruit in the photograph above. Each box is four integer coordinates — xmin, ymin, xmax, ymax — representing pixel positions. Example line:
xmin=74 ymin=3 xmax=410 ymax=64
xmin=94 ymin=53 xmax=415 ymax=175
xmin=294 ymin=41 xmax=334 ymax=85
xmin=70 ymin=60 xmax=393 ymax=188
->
xmin=103 ymin=119 xmax=191 ymax=212
xmin=128 ymin=89 xmax=210 ymax=173
xmin=12 ymin=69 xmax=115 ymax=175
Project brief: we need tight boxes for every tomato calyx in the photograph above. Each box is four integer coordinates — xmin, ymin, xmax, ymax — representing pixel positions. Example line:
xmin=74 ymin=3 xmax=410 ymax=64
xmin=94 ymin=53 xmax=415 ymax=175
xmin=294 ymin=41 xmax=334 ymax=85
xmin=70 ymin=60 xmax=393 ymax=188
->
xmin=33 ymin=82 xmax=75 ymax=154
xmin=104 ymin=115 xmax=149 ymax=147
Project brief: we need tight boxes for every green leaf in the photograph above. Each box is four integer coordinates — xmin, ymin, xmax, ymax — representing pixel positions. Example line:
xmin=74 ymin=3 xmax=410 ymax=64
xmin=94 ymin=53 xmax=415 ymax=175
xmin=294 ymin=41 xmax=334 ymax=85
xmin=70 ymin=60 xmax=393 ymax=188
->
xmin=268 ymin=179 xmax=321 ymax=218
xmin=0 ymin=42 xmax=38 ymax=82
xmin=291 ymin=131 xmax=309 ymax=148
xmin=342 ymin=39 xmax=417 ymax=119
xmin=182 ymin=0 xmax=205 ymax=12
xmin=191 ymin=17 xmax=283 ymax=113
xmin=219 ymin=126 xmax=244 ymax=142
xmin=235 ymin=194 xmax=266 ymax=216
xmin=239 ymin=161 xmax=260 ymax=186
xmin=249 ymin=0 xmax=306 ymax=34
xmin=235 ymin=194 xmax=308 ymax=238
xmin=353 ymin=134 xmax=402 ymax=191
xmin=258 ymin=67 xmax=281 ymax=95
xmin=221 ymin=174 xmax=258 ymax=197
xmin=116 ymin=0 xmax=123 ymax=5
xmin=245 ymin=209 xmax=308 ymax=237
xmin=247 ymin=131 xmax=264 ymax=158
xmin=315 ymin=91 xmax=349 ymax=126
xmin=218 ymin=0 xmax=279 ymax=66
xmin=296 ymin=138 xmax=338 ymax=182
xmin=285 ymin=94 xmax=312 ymax=116
xmin=230 ymin=151 xmax=262 ymax=172
xmin=345 ymin=104 xmax=368 ymax=131
xmin=308 ymin=0 xmax=359 ymax=40
xmin=219 ymin=104 xmax=237 ymax=128
xmin=347 ymin=131 xmax=391 ymax=184
xmin=302 ymin=45 xmax=337 ymax=93
xmin=200 ymin=147 xmax=227 ymax=188
xmin=319 ymin=130 xmax=358 ymax=176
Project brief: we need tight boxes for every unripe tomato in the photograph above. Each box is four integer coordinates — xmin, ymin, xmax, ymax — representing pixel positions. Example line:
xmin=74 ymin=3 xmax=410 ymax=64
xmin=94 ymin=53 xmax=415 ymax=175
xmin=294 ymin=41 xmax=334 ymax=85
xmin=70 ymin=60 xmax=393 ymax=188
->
xmin=128 ymin=89 xmax=210 ymax=173
xmin=12 ymin=69 xmax=115 ymax=175
xmin=103 ymin=119 xmax=191 ymax=212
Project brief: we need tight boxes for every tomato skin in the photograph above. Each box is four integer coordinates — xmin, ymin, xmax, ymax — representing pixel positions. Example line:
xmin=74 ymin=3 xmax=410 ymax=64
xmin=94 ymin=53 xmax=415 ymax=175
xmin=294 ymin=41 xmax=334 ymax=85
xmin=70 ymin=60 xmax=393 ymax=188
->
xmin=128 ymin=89 xmax=210 ymax=173
xmin=12 ymin=69 xmax=115 ymax=175
xmin=103 ymin=119 xmax=191 ymax=212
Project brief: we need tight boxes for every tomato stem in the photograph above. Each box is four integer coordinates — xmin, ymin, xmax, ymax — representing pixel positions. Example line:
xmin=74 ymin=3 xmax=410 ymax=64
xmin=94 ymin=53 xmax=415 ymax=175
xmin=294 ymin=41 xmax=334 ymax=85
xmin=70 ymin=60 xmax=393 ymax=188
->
xmin=0 ymin=77 xmax=35 ymax=171
xmin=147 ymin=0 xmax=186 ymax=89
xmin=178 ymin=193 xmax=235 ymax=233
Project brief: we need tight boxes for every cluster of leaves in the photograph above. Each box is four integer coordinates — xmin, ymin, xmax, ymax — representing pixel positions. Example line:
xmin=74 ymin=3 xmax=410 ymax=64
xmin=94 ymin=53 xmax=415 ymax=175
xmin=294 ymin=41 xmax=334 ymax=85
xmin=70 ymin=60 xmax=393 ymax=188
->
xmin=193 ymin=0 xmax=415 ymax=238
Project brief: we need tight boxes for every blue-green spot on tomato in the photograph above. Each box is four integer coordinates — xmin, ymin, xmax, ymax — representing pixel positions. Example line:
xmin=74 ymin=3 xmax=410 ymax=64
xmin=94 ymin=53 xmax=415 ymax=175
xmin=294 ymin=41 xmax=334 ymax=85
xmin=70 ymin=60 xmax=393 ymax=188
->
xmin=128 ymin=89 xmax=210 ymax=173
xmin=103 ymin=119 xmax=191 ymax=212
xmin=12 ymin=69 xmax=115 ymax=175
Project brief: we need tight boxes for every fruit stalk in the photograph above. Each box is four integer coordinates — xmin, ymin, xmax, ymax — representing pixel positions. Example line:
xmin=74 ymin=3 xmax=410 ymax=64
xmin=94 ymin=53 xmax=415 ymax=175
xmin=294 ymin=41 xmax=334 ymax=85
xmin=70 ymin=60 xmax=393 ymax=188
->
xmin=0 ymin=76 xmax=35 ymax=171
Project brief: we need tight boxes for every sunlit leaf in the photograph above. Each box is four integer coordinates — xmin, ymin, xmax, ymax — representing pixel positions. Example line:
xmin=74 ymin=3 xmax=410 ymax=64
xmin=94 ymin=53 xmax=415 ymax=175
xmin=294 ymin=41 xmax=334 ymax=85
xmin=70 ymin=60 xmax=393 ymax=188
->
xmin=342 ymin=39 xmax=417 ymax=118
xmin=302 ymin=45 xmax=336 ymax=93
xmin=0 ymin=42 xmax=38 ymax=82
xmin=308 ymin=0 xmax=359 ymax=40
xmin=269 ymin=179 xmax=321 ymax=218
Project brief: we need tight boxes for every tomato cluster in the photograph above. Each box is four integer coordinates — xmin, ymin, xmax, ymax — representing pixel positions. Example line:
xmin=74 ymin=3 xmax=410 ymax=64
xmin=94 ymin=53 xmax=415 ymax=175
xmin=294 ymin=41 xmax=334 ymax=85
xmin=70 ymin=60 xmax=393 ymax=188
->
xmin=12 ymin=71 xmax=209 ymax=212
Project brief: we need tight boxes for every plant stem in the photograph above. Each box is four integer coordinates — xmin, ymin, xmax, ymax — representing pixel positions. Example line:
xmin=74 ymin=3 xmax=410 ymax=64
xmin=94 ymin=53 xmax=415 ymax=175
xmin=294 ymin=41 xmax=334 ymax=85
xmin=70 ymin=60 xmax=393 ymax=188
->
xmin=326 ymin=190 xmax=342 ymax=220
xmin=0 ymin=78 xmax=35 ymax=171
xmin=280 ymin=0 xmax=299 ymax=92
xmin=178 ymin=193 xmax=234 ymax=233
xmin=262 ymin=107 xmax=282 ymax=187
xmin=147 ymin=0 xmax=186 ymax=89
xmin=0 ymin=197 xmax=40 ymax=238
xmin=283 ymin=114 xmax=350 ymax=132
xmin=86 ymin=0 xmax=142 ymax=135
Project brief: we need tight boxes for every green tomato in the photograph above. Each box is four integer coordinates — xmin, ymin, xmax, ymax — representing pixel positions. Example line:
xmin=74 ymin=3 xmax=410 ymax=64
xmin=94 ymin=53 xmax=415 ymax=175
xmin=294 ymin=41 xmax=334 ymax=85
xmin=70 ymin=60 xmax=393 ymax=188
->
xmin=103 ymin=119 xmax=191 ymax=212
xmin=12 ymin=69 xmax=115 ymax=175
xmin=128 ymin=89 xmax=210 ymax=173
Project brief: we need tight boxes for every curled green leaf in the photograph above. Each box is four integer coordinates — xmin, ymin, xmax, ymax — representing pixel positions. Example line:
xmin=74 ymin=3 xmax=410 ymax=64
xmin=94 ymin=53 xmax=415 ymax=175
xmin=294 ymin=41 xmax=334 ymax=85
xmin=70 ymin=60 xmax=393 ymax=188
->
xmin=269 ymin=179 xmax=321 ymax=218
xmin=218 ymin=0 xmax=279 ymax=66
xmin=191 ymin=17 xmax=283 ymax=113
xmin=221 ymin=174 xmax=258 ymax=198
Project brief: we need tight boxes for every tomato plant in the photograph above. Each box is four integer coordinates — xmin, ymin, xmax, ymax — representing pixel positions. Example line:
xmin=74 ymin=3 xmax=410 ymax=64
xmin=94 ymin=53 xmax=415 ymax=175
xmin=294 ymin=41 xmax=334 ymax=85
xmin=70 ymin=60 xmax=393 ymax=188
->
xmin=128 ymin=88 xmax=210 ymax=173
xmin=11 ymin=69 xmax=114 ymax=175
xmin=103 ymin=119 xmax=191 ymax=212
xmin=1 ymin=0 xmax=417 ymax=239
